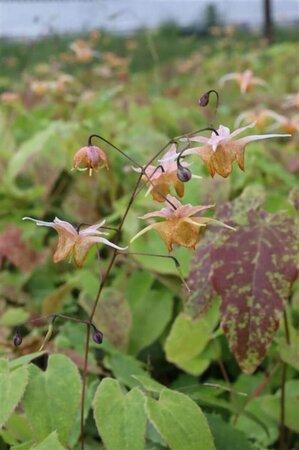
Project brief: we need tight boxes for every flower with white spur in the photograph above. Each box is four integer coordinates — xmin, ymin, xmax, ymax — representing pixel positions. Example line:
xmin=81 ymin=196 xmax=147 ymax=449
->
xmin=22 ymin=217 xmax=127 ymax=268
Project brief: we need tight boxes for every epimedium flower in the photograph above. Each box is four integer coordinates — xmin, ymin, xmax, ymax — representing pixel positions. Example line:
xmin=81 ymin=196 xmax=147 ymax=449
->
xmin=261 ymin=110 xmax=299 ymax=135
xmin=133 ymin=144 xmax=196 ymax=203
xmin=283 ymin=92 xmax=299 ymax=110
xmin=22 ymin=217 xmax=126 ymax=268
xmin=72 ymin=145 xmax=109 ymax=176
xmin=182 ymin=122 xmax=291 ymax=178
xmin=130 ymin=196 xmax=234 ymax=252
xmin=219 ymin=69 xmax=267 ymax=94
xmin=235 ymin=109 xmax=271 ymax=130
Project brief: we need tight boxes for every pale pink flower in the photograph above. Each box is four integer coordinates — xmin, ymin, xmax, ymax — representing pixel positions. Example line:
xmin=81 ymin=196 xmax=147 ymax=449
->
xmin=133 ymin=144 xmax=191 ymax=202
xmin=219 ymin=69 xmax=267 ymax=94
xmin=182 ymin=123 xmax=291 ymax=177
xmin=22 ymin=217 xmax=126 ymax=268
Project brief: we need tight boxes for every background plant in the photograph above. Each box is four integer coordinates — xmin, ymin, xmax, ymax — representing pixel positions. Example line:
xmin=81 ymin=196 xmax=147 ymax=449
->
xmin=0 ymin=25 xmax=298 ymax=450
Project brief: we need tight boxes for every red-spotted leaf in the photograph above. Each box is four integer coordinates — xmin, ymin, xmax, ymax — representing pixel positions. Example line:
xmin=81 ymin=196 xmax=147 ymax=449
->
xmin=185 ymin=186 xmax=265 ymax=318
xmin=211 ymin=210 xmax=298 ymax=374
xmin=185 ymin=237 xmax=216 ymax=317
xmin=0 ymin=226 xmax=48 ymax=272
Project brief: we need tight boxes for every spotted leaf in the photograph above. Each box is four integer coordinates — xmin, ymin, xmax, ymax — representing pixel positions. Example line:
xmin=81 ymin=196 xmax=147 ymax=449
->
xmin=211 ymin=210 xmax=298 ymax=373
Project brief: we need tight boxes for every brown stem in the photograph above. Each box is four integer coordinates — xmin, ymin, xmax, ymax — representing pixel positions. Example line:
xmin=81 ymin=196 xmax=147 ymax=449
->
xmin=79 ymin=172 xmax=143 ymax=449
xmin=279 ymin=310 xmax=291 ymax=450
xmin=88 ymin=134 xmax=142 ymax=168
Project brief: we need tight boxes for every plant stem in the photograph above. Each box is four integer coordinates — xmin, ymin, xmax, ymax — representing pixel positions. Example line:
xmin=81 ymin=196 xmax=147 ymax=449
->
xmin=279 ymin=310 xmax=291 ymax=450
xmin=79 ymin=172 xmax=143 ymax=450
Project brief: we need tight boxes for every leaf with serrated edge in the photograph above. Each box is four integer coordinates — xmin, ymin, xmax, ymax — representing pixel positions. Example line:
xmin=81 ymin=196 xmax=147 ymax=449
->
xmin=145 ymin=388 xmax=216 ymax=450
xmin=22 ymin=354 xmax=81 ymax=446
xmin=93 ymin=378 xmax=146 ymax=450
xmin=211 ymin=210 xmax=298 ymax=373
xmin=0 ymin=359 xmax=28 ymax=428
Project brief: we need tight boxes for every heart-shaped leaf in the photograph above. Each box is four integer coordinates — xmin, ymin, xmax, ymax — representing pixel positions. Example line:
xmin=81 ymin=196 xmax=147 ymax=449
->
xmin=22 ymin=354 xmax=81 ymax=446
xmin=93 ymin=378 xmax=146 ymax=450
xmin=0 ymin=359 xmax=28 ymax=428
xmin=145 ymin=388 xmax=216 ymax=450
xmin=211 ymin=210 xmax=298 ymax=373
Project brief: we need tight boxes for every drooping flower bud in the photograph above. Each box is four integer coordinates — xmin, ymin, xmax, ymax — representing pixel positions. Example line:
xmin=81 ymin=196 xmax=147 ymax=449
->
xmin=13 ymin=331 xmax=22 ymax=347
xmin=198 ymin=92 xmax=210 ymax=107
xmin=92 ymin=328 xmax=104 ymax=344
xmin=72 ymin=145 xmax=109 ymax=176
xmin=177 ymin=165 xmax=192 ymax=182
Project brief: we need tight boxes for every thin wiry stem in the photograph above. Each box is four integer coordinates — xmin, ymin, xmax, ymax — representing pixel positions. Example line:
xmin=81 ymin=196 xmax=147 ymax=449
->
xmin=279 ymin=310 xmax=291 ymax=450
xmin=79 ymin=129 xmax=204 ymax=448
xmin=88 ymin=134 xmax=143 ymax=168
xmin=80 ymin=172 xmax=143 ymax=450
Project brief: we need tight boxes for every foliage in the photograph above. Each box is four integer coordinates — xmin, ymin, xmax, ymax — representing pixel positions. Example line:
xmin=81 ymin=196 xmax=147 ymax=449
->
xmin=0 ymin=24 xmax=298 ymax=450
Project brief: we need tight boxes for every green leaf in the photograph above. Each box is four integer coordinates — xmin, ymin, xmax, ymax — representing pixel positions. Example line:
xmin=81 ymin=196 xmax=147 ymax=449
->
xmin=93 ymin=378 xmax=147 ymax=450
xmin=80 ymin=287 xmax=132 ymax=351
xmin=11 ymin=441 xmax=35 ymax=450
xmin=0 ymin=307 xmax=29 ymax=326
xmin=235 ymin=396 xmax=278 ymax=446
xmin=206 ymin=414 xmax=253 ymax=450
xmin=164 ymin=313 xmax=212 ymax=375
xmin=9 ymin=352 xmax=46 ymax=370
xmin=22 ymin=354 xmax=81 ymax=446
xmin=132 ymin=375 xmax=164 ymax=393
xmin=0 ymin=359 xmax=28 ymax=428
xmin=145 ymin=388 xmax=216 ymax=450
xmin=104 ymin=352 xmax=148 ymax=389
xmin=261 ymin=380 xmax=299 ymax=433
xmin=129 ymin=288 xmax=173 ymax=354
xmin=278 ymin=336 xmax=299 ymax=371
xmin=33 ymin=431 xmax=65 ymax=450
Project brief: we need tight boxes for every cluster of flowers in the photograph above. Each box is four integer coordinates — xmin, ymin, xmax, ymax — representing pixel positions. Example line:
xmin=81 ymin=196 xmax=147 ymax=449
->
xmin=23 ymin=92 xmax=290 ymax=268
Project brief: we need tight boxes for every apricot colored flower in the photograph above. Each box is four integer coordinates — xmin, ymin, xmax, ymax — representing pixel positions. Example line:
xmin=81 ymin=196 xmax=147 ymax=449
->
xmin=22 ymin=217 xmax=126 ymax=268
xmin=72 ymin=146 xmax=109 ymax=176
xmin=134 ymin=145 xmax=189 ymax=202
xmin=283 ymin=92 xmax=299 ymax=109
xmin=183 ymin=123 xmax=290 ymax=178
xmin=262 ymin=110 xmax=299 ymax=135
xmin=235 ymin=110 xmax=270 ymax=130
xmin=30 ymin=80 xmax=50 ymax=97
xmin=130 ymin=196 xmax=233 ymax=252
xmin=219 ymin=69 xmax=267 ymax=94
xmin=70 ymin=40 xmax=94 ymax=62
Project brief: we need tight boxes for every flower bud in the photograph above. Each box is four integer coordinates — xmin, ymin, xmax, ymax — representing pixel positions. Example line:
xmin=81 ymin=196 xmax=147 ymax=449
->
xmin=13 ymin=332 xmax=22 ymax=347
xmin=198 ymin=92 xmax=210 ymax=107
xmin=92 ymin=328 xmax=103 ymax=344
xmin=72 ymin=145 xmax=108 ymax=176
xmin=177 ymin=166 xmax=192 ymax=182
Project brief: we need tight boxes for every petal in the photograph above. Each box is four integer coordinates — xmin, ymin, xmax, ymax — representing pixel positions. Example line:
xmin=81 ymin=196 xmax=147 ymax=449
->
xmin=191 ymin=217 xmax=236 ymax=231
xmin=237 ymin=133 xmax=291 ymax=146
xmin=73 ymin=236 xmax=127 ymax=268
xmin=252 ymin=77 xmax=268 ymax=86
xmin=53 ymin=217 xmax=78 ymax=235
xmin=218 ymin=73 xmax=239 ymax=84
xmin=79 ymin=219 xmax=106 ymax=236
xmin=211 ymin=144 xmax=235 ymax=178
xmin=230 ymin=122 xmax=256 ymax=138
xmin=22 ymin=217 xmax=56 ymax=228
xmin=172 ymin=220 xmax=201 ymax=249
xmin=94 ymin=237 xmax=128 ymax=251
xmin=53 ymin=236 xmax=75 ymax=264
xmin=130 ymin=223 xmax=157 ymax=243
xmin=188 ymin=136 xmax=210 ymax=144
